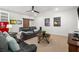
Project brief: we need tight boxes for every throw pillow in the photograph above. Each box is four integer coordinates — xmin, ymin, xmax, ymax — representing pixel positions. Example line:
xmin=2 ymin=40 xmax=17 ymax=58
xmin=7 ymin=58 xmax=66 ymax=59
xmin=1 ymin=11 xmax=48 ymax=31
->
xmin=3 ymin=32 xmax=20 ymax=51
xmin=16 ymin=31 xmax=22 ymax=39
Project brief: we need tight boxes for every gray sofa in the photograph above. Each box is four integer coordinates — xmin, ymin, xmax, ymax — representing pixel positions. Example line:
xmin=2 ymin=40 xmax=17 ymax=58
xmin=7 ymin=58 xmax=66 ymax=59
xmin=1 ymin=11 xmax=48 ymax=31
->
xmin=19 ymin=26 xmax=41 ymax=40
xmin=0 ymin=32 xmax=37 ymax=52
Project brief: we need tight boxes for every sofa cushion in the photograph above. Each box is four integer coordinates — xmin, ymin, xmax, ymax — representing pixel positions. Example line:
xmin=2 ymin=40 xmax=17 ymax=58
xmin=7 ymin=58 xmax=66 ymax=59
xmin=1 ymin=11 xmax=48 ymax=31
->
xmin=22 ymin=31 xmax=33 ymax=34
xmin=0 ymin=32 xmax=8 ymax=52
xmin=3 ymin=31 xmax=20 ymax=51
xmin=19 ymin=42 xmax=37 ymax=52
xmin=6 ymin=36 xmax=20 ymax=51
xmin=19 ymin=27 xmax=36 ymax=32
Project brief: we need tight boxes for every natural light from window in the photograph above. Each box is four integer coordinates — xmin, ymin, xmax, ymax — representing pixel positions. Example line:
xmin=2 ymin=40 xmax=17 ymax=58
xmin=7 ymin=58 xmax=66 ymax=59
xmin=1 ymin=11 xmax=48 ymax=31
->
xmin=78 ymin=20 xmax=79 ymax=29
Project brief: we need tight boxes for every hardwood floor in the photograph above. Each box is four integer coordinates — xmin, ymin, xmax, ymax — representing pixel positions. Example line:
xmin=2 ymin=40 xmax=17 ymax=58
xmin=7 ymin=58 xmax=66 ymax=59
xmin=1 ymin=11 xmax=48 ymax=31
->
xmin=24 ymin=35 xmax=68 ymax=52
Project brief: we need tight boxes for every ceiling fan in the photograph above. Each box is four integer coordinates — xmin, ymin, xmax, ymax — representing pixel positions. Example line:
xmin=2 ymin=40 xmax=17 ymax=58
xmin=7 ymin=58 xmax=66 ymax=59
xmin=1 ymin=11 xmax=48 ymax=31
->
xmin=26 ymin=6 xmax=40 ymax=14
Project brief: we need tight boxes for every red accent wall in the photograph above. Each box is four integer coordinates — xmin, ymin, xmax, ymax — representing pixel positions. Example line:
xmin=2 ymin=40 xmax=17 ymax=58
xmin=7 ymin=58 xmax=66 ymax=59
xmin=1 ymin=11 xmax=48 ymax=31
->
xmin=0 ymin=22 xmax=9 ymax=32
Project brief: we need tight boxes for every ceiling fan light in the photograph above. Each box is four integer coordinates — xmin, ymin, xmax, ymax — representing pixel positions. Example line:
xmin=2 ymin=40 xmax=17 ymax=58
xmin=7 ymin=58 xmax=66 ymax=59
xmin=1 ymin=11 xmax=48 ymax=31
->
xmin=32 ymin=10 xmax=34 ymax=12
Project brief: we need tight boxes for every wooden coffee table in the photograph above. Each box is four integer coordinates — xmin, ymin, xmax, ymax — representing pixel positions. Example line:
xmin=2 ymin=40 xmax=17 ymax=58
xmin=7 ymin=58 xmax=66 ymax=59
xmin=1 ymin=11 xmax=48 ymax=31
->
xmin=37 ymin=31 xmax=50 ymax=44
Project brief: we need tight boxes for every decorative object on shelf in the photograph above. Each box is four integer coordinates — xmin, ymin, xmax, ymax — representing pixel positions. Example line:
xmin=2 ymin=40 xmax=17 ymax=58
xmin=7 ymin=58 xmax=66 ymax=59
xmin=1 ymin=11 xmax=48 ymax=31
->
xmin=10 ymin=20 xmax=16 ymax=24
xmin=0 ymin=22 xmax=5 ymax=29
xmin=53 ymin=17 xmax=61 ymax=27
xmin=0 ymin=22 xmax=9 ymax=32
xmin=7 ymin=24 xmax=12 ymax=32
xmin=45 ymin=18 xmax=50 ymax=26
xmin=1 ymin=12 xmax=8 ymax=22
xmin=6 ymin=24 xmax=12 ymax=28
xmin=17 ymin=20 xmax=22 ymax=24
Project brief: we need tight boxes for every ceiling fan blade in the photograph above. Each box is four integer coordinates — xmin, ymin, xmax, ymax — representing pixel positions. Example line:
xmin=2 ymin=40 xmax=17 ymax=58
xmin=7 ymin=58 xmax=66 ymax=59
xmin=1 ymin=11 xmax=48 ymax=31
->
xmin=32 ymin=6 xmax=34 ymax=10
xmin=34 ymin=10 xmax=39 ymax=13
xmin=26 ymin=6 xmax=40 ymax=14
xmin=26 ymin=10 xmax=31 ymax=12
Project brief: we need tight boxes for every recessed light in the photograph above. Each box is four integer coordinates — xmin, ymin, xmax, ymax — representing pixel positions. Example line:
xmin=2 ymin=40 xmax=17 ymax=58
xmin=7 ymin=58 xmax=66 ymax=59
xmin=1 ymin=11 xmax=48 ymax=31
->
xmin=55 ymin=8 xmax=59 ymax=11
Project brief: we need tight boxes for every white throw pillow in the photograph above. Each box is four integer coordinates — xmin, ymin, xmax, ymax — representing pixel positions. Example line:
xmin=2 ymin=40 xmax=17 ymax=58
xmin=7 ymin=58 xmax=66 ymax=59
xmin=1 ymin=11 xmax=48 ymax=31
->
xmin=16 ymin=31 xmax=22 ymax=39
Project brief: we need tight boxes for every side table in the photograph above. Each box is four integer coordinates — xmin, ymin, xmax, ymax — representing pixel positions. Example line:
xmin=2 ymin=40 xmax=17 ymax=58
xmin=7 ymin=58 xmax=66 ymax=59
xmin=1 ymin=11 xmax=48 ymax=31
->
xmin=37 ymin=32 xmax=50 ymax=44
xmin=68 ymin=33 xmax=79 ymax=52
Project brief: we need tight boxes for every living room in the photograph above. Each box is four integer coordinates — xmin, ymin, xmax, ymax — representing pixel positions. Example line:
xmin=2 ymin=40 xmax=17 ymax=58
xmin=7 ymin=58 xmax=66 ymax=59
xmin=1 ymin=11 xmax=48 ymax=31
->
xmin=0 ymin=6 xmax=79 ymax=52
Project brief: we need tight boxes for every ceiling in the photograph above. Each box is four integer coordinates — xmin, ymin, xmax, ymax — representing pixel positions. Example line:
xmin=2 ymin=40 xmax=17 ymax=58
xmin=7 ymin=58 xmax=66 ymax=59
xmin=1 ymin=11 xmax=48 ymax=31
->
xmin=0 ymin=6 xmax=77 ymax=16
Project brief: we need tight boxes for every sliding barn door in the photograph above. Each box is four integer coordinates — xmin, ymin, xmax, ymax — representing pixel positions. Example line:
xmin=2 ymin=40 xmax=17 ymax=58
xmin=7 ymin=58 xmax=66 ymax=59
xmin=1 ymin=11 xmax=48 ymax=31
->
xmin=23 ymin=18 xmax=29 ymax=28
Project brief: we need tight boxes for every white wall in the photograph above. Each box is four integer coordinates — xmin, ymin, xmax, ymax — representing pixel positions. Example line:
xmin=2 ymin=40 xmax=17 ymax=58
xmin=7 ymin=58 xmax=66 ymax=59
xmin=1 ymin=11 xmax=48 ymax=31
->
xmin=9 ymin=13 xmax=23 ymax=32
xmin=9 ymin=12 xmax=34 ymax=32
xmin=33 ymin=8 xmax=78 ymax=36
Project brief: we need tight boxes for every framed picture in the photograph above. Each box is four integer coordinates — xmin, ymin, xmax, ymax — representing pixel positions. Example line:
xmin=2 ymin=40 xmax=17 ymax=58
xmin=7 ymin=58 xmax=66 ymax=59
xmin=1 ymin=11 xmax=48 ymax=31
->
xmin=10 ymin=20 xmax=16 ymax=24
xmin=53 ymin=17 xmax=61 ymax=27
xmin=17 ymin=20 xmax=22 ymax=24
xmin=45 ymin=18 xmax=50 ymax=26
